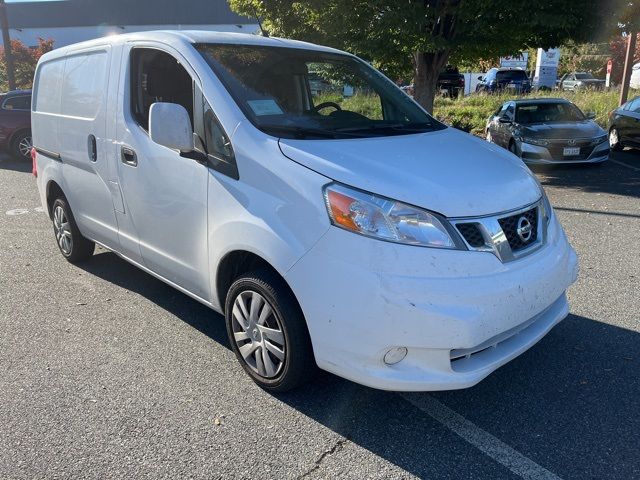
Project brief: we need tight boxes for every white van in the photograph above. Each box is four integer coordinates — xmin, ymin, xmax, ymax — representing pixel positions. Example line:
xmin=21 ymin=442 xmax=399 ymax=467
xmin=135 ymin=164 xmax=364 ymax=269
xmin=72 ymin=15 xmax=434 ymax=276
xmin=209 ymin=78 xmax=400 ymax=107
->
xmin=32 ymin=31 xmax=578 ymax=392
xmin=630 ymin=63 xmax=640 ymax=89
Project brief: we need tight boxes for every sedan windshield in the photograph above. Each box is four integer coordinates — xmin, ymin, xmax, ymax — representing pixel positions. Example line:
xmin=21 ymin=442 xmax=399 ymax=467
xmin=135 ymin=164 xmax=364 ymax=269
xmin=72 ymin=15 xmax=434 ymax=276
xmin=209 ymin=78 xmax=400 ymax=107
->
xmin=196 ymin=44 xmax=444 ymax=139
xmin=516 ymin=102 xmax=586 ymax=124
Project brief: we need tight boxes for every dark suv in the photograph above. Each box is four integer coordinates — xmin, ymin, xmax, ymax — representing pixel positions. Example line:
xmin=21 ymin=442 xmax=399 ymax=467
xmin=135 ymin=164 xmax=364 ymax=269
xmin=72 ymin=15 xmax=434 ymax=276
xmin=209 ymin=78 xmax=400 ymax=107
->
xmin=0 ymin=89 xmax=32 ymax=160
xmin=476 ymin=68 xmax=531 ymax=94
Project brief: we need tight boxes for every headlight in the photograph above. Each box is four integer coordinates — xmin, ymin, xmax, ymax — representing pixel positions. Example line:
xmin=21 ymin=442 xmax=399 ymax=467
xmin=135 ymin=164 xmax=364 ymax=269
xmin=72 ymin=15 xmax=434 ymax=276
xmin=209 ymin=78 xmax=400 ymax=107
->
xmin=323 ymin=183 xmax=459 ymax=248
xmin=521 ymin=137 xmax=549 ymax=147
xmin=540 ymin=185 xmax=553 ymax=224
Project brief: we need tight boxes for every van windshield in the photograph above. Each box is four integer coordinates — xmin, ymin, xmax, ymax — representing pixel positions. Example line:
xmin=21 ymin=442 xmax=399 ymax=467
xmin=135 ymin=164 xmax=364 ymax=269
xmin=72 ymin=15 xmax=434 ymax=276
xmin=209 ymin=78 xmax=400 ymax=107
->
xmin=196 ymin=44 xmax=444 ymax=139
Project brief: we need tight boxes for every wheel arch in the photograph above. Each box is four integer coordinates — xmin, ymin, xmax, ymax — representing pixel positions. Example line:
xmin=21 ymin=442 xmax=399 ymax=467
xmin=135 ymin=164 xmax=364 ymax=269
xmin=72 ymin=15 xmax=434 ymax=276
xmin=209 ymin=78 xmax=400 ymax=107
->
xmin=45 ymin=180 xmax=65 ymax=220
xmin=215 ymin=249 xmax=301 ymax=316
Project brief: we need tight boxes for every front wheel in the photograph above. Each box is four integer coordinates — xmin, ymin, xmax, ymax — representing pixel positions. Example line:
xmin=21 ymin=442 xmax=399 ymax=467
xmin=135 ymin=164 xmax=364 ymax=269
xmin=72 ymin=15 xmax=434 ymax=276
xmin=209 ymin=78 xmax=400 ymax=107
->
xmin=51 ymin=197 xmax=95 ymax=262
xmin=225 ymin=270 xmax=316 ymax=392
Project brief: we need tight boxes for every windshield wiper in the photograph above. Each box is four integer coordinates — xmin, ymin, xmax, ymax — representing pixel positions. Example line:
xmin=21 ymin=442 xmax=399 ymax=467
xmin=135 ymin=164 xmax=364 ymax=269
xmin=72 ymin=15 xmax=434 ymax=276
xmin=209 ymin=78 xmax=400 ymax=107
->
xmin=260 ymin=124 xmax=366 ymax=139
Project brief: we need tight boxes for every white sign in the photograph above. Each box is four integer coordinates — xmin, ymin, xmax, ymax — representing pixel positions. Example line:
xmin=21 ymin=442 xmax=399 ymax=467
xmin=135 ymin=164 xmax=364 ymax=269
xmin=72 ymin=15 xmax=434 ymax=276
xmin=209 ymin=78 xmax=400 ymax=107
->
xmin=533 ymin=48 xmax=561 ymax=88
xmin=500 ymin=53 xmax=529 ymax=69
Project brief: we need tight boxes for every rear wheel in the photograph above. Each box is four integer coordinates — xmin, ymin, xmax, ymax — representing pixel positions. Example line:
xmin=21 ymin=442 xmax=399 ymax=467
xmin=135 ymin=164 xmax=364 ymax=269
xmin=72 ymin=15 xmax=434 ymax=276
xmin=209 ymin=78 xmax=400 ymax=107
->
xmin=10 ymin=130 xmax=32 ymax=160
xmin=225 ymin=270 xmax=315 ymax=392
xmin=609 ymin=127 xmax=622 ymax=151
xmin=51 ymin=197 xmax=95 ymax=262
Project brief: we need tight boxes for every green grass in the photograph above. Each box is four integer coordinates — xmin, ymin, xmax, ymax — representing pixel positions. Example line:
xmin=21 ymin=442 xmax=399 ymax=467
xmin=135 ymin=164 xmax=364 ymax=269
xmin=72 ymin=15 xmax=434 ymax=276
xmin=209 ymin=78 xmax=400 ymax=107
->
xmin=314 ymin=89 xmax=632 ymax=137
xmin=434 ymin=89 xmax=627 ymax=136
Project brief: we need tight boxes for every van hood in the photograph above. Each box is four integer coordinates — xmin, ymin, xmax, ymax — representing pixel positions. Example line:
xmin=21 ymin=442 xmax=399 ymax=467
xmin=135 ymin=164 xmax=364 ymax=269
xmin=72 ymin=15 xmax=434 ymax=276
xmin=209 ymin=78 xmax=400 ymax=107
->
xmin=278 ymin=127 xmax=540 ymax=217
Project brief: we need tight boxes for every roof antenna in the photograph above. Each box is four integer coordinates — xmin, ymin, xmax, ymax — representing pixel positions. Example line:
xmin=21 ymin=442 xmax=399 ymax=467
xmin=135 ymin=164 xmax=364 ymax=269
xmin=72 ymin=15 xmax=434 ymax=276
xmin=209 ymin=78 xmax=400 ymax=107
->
xmin=253 ymin=6 xmax=269 ymax=37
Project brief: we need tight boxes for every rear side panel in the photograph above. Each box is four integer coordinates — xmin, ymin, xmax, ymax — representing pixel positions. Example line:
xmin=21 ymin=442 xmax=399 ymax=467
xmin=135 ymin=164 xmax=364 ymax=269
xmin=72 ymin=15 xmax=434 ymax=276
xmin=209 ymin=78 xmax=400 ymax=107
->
xmin=57 ymin=47 xmax=119 ymax=248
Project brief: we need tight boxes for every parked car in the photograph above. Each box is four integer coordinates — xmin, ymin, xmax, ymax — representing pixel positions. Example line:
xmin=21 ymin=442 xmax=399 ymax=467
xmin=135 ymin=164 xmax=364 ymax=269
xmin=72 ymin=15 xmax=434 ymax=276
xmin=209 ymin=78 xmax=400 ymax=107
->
xmin=476 ymin=68 xmax=531 ymax=94
xmin=608 ymin=95 xmax=640 ymax=150
xmin=437 ymin=66 xmax=464 ymax=98
xmin=485 ymin=98 xmax=609 ymax=164
xmin=0 ymin=89 xmax=32 ymax=160
xmin=557 ymin=72 xmax=605 ymax=91
xmin=32 ymin=31 xmax=578 ymax=392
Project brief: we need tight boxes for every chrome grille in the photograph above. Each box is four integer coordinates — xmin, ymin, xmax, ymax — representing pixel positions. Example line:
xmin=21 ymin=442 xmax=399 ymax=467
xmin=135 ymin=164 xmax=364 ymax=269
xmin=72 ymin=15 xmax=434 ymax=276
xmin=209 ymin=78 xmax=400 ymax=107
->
xmin=456 ymin=223 xmax=485 ymax=248
xmin=451 ymin=201 xmax=546 ymax=263
xmin=546 ymin=138 xmax=596 ymax=161
xmin=497 ymin=206 xmax=538 ymax=251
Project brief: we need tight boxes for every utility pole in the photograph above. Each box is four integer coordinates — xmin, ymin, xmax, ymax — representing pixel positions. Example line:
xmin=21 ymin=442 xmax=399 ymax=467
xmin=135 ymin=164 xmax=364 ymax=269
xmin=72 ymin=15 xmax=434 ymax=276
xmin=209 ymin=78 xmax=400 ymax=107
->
xmin=0 ymin=0 xmax=15 ymax=91
xmin=619 ymin=32 xmax=637 ymax=106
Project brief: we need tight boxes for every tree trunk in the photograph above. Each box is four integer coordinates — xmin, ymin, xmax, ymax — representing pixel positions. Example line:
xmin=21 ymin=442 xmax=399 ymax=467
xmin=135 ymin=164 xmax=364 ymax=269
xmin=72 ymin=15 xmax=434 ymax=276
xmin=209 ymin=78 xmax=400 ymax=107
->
xmin=413 ymin=51 xmax=451 ymax=114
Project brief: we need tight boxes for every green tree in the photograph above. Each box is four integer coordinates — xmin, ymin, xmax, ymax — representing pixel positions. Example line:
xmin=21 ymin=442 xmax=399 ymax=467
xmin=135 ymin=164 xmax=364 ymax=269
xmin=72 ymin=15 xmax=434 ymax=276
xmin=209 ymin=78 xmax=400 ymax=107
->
xmin=230 ymin=0 xmax=599 ymax=112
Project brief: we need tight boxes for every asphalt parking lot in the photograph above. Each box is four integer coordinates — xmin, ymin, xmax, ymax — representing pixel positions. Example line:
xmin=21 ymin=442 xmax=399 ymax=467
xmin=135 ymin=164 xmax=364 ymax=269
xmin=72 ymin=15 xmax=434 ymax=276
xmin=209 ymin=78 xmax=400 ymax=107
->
xmin=1 ymin=150 xmax=639 ymax=480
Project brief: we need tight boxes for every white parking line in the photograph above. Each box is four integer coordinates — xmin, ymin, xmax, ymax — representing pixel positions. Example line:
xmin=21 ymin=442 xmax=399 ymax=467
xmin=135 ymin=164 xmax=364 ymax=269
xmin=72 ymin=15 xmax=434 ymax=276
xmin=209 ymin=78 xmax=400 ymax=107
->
xmin=401 ymin=393 xmax=563 ymax=480
xmin=610 ymin=159 xmax=640 ymax=172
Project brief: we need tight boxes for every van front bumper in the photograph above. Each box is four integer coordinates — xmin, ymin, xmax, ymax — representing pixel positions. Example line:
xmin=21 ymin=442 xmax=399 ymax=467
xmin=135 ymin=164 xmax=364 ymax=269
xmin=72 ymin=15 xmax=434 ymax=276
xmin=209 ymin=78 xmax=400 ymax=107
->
xmin=285 ymin=213 xmax=578 ymax=391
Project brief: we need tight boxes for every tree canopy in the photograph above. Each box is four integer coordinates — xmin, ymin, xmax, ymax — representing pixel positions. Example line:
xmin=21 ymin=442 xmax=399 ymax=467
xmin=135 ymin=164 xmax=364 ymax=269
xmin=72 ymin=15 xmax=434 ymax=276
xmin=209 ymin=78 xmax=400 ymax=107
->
xmin=230 ymin=0 xmax=601 ymax=111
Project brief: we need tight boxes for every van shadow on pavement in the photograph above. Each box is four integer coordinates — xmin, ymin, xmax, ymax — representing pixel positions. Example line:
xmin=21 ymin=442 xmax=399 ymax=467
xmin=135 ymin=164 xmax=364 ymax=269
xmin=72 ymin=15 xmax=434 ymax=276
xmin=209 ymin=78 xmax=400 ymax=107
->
xmin=80 ymin=251 xmax=639 ymax=480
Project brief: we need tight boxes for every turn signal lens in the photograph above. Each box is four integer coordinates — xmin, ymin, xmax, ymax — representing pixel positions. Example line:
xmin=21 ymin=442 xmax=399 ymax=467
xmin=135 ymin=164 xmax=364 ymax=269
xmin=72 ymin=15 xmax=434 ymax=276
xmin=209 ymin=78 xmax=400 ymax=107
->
xmin=323 ymin=183 xmax=458 ymax=248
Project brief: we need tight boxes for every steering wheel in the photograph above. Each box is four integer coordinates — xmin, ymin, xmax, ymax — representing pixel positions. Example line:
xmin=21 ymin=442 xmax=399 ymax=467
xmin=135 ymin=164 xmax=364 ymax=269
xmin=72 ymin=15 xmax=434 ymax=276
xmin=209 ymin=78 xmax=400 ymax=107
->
xmin=312 ymin=101 xmax=342 ymax=114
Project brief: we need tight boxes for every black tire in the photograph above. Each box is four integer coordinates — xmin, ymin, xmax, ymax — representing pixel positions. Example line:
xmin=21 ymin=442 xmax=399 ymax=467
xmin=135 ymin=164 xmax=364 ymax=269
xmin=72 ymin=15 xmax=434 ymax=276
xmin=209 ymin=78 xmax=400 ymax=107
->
xmin=51 ymin=197 xmax=95 ymax=263
xmin=509 ymin=140 xmax=519 ymax=156
xmin=10 ymin=130 xmax=32 ymax=160
xmin=609 ymin=127 xmax=622 ymax=151
xmin=225 ymin=269 xmax=316 ymax=392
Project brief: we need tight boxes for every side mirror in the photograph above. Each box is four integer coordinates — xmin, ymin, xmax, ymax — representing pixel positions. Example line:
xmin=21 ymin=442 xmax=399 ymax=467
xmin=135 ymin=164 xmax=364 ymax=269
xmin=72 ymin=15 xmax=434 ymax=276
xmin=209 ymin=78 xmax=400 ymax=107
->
xmin=149 ymin=102 xmax=194 ymax=153
xmin=585 ymin=112 xmax=596 ymax=120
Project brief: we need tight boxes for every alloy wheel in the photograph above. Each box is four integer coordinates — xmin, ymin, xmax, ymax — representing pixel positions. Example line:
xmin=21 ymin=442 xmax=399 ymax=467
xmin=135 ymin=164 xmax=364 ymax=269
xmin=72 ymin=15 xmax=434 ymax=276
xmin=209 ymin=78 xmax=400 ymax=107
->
xmin=231 ymin=290 xmax=286 ymax=378
xmin=53 ymin=204 xmax=73 ymax=255
xmin=18 ymin=135 xmax=33 ymax=158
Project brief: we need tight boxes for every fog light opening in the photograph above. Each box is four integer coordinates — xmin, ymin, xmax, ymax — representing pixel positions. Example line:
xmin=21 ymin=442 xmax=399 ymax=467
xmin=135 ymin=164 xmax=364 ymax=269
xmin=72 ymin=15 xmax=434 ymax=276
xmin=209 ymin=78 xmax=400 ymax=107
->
xmin=383 ymin=347 xmax=408 ymax=366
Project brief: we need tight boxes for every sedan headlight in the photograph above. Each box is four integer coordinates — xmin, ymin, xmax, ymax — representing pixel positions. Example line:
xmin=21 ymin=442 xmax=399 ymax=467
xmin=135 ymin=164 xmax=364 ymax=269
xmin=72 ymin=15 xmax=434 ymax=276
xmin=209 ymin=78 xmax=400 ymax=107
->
xmin=323 ymin=183 xmax=459 ymax=248
xmin=521 ymin=137 xmax=549 ymax=147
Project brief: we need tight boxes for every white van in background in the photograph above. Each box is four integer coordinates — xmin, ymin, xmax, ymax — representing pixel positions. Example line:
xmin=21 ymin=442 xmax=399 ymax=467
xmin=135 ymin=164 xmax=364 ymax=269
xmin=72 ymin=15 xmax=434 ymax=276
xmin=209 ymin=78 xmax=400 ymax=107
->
xmin=32 ymin=31 xmax=578 ymax=392
xmin=629 ymin=63 xmax=640 ymax=89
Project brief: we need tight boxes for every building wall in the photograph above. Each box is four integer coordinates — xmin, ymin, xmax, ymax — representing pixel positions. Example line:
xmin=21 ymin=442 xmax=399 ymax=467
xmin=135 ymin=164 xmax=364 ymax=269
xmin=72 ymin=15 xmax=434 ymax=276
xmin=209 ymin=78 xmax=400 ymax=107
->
xmin=10 ymin=23 xmax=259 ymax=48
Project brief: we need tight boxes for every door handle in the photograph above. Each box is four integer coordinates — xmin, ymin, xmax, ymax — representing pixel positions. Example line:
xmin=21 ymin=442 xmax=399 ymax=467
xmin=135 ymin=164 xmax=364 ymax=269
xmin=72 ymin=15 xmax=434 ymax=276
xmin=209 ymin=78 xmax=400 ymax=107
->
xmin=121 ymin=145 xmax=137 ymax=167
xmin=87 ymin=134 xmax=97 ymax=162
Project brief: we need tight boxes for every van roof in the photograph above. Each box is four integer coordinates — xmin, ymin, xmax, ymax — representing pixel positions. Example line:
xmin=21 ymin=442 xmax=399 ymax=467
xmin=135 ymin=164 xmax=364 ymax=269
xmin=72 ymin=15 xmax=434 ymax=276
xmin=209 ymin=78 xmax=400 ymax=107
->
xmin=39 ymin=30 xmax=345 ymax=60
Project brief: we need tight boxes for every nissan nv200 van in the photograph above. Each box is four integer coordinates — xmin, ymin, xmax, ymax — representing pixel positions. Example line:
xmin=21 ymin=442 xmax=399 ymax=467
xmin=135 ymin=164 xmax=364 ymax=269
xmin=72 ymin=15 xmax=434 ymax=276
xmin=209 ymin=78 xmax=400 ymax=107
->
xmin=32 ymin=31 xmax=578 ymax=392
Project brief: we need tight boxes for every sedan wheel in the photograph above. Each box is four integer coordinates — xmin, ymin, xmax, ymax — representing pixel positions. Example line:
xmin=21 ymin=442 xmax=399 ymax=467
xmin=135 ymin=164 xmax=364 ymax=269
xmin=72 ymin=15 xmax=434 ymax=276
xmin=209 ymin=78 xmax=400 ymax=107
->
xmin=11 ymin=131 xmax=32 ymax=160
